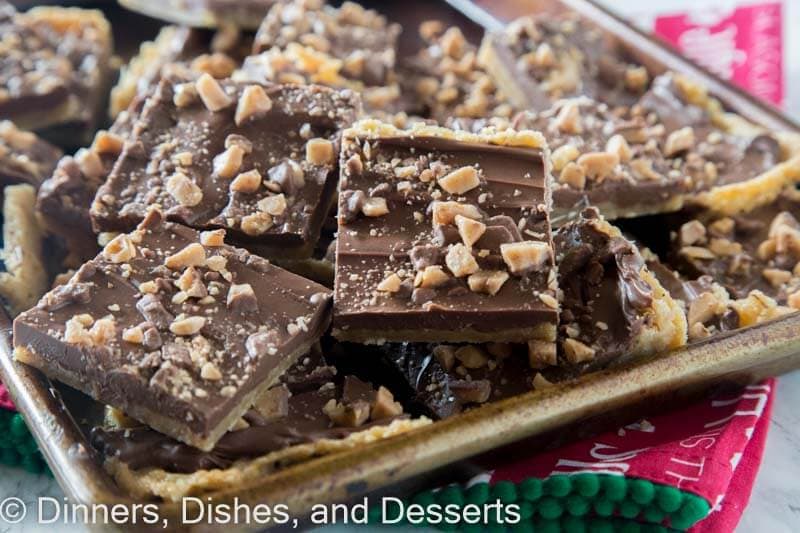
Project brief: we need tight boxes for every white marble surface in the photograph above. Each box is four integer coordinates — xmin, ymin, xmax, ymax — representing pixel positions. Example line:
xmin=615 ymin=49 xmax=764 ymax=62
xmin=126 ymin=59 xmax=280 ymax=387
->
xmin=1 ymin=371 xmax=798 ymax=532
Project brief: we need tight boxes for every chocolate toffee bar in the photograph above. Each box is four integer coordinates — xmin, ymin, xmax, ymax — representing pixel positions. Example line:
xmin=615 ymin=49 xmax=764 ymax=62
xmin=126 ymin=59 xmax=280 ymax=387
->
xmin=333 ymin=120 xmax=559 ymax=344
xmin=13 ymin=209 xmax=333 ymax=451
xmin=404 ymin=21 xmax=515 ymax=126
xmin=646 ymin=253 xmax=791 ymax=342
xmin=513 ymin=97 xmax=690 ymax=222
xmin=110 ymin=25 xmax=253 ymax=118
xmin=118 ymin=0 xmax=279 ymax=30
xmin=478 ymin=15 xmax=648 ymax=113
xmin=0 ymin=120 xmax=61 ymax=188
xmin=37 ymin=105 xmax=141 ymax=265
xmin=670 ymin=187 xmax=800 ymax=309
xmin=236 ymin=0 xmax=404 ymax=114
xmin=0 ymin=184 xmax=48 ymax=316
xmin=90 ymin=346 xmax=429 ymax=501
xmin=91 ymin=75 xmax=360 ymax=259
xmin=0 ymin=4 xmax=113 ymax=144
xmin=639 ymin=73 xmax=800 ymax=214
xmin=554 ymin=208 xmax=686 ymax=369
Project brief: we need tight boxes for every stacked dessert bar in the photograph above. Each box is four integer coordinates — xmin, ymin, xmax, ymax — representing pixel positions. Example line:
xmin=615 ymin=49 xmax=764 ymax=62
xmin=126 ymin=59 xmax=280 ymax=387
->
xmin=2 ymin=0 xmax=799 ymax=501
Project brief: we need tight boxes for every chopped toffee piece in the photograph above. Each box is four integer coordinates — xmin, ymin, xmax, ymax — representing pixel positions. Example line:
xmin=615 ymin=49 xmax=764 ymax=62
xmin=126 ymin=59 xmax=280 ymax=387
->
xmin=478 ymin=15 xmax=647 ymax=113
xmin=334 ymin=120 xmax=559 ymax=344
xmin=91 ymin=75 xmax=360 ymax=259
xmin=404 ymin=21 xmax=514 ymax=124
xmin=118 ymin=0 xmax=281 ymax=30
xmin=37 ymin=103 xmax=141 ymax=264
xmin=555 ymin=208 xmax=686 ymax=369
xmin=0 ymin=120 xmax=61 ymax=188
xmin=513 ymin=97 xmax=690 ymax=222
xmin=670 ymin=187 xmax=800 ymax=305
xmin=639 ymin=73 xmax=800 ymax=214
xmin=236 ymin=1 xmax=403 ymax=113
xmin=0 ymin=184 xmax=48 ymax=316
xmin=0 ymin=4 xmax=113 ymax=143
xmin=13 ymin=209 xmax=333 ymax=451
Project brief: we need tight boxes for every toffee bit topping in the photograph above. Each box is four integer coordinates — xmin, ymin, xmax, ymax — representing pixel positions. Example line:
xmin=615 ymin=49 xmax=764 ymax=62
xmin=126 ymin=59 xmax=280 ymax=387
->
xmin=165 ymin=243 xmax=207 ymax=269
xmin=305 ymin=138 xmax=335 ymax=165
xmin=74 ymin=148 xmax=104 ymax=179
xmin=454 ymin=345 xmax=488 ymax=369
xmin=445 ymin=243 xmax=480 ymax=277
xmin=169 ymin=316 xmax=206 ymax=336
xmin=371 ymin=386 xmax=404 ymax=419
xmin=554 ymin=101 xmax=582 ymax=134
xmin=323 ymin=399 xmax=370 ymax=428
xmin=361 ymin=197 xmax=389 ymax=217
xmin=235 ymin=85 xmax=273 ymax=126
xmin=173 ymin=82 xmax=198 ymax=107
xmin=431 ymin=201 xmax=482 ymax=226
xmin=241 ymin=212 xmax=273 ymax=235
xmin=438 ymin=166 xmax=480 ymax=194
xmin=562 ymin=338 xmax=596 ymax=364
xmin=102 ymin=234 xmax=137 ymax=264
xmin=551 ymin=144 xmax=579 ymax=171
xmin=577 ymin=151 xmax=619 ymax=182
xmin=416 ymin=266 xmax=450 ymax=289
xmin=200 ymin=362 xmax=223 ymax=381
xmin=200 ymin=229 xmax=226 ymax=247
xmin=166 ymin=172 xmax=203 ymax=206
xmin=467 ymin=270 xmax=509 ymax=295
xmin=663 ymin=126 xmax=695 ymax=157
xmin=500 ymin=241 xmax=551 ymax=274
xmin=195 ymin=73 xmax=233 ymax=111
xmin=230 ymin=169 xmax=262 ymax=193
xmin=559 ymin=162 xmax=586 ymax=189
xmin=258 ymin=194 xmax=287 ymax=216
xmin=213 ymin=145 xmax=245 ymax=179
xmin=377 ymin=273 xmax=402 ymax=293
xmin=528 ymin=339 xmax=557 ymax=368
xmin=455 ymin=215 xmax=486 ymax=247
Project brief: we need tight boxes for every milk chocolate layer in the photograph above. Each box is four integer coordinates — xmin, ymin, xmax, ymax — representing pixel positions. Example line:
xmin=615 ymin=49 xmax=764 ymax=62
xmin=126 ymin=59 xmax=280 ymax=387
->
xmin=639 ymin=73 xmax=782 ymax=191
xmin=555 ymin=208 xmax=657 ymax=368
xmin=479 ymin=15 xmax=648 ymax=113
xmin=92 ymin=76 xmax=359 ymax=259
xmin=513 ymin=98 xmax=690 ymax=222
xmin=670 ymin=188 xmax=800 ymax=303
xmin=91 ymin=348 xmax=405 ymax=473
xmin=334 ymin=121 xmax=558 ymax=343
xmin=14 ymin=210 xmax=332 ymax=450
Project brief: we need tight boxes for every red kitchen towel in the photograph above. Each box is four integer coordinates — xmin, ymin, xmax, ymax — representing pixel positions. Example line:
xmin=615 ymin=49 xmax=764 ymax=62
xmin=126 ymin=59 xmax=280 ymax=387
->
xmin=394 ymin=379 xmax=775 ymax=531
xmin=0 ymin=382 xmax=13 ymax=411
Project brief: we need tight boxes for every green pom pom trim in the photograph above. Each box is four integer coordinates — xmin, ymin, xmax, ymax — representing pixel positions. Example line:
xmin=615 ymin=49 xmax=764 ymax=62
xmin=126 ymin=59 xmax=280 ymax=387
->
xmin=398 ymin=474 xmax=712 ymax=531
xmin=0 ymin=410 xmax=48 ymax=475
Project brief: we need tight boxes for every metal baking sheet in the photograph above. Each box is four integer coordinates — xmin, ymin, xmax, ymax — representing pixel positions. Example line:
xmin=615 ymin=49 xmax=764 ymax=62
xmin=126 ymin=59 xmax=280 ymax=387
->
xmin=1 ymin=0 xmax=799 ymax=530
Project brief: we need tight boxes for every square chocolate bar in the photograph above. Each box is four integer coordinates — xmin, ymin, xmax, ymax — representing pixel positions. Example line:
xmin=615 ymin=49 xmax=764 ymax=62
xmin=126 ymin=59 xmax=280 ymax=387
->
xmin=0 ymin=4 xmax=113 ymax=144
xmin=478 ymin=15 xmax=647 ymax=112
xmin=237 ymin=0 xmax=404 ymax=114
xmin=333 ymin=120 xmax=559 ymax=344
xmin=14 ymin=208 xmax=333 ymax=450
xmin=92 ymin=75 xmax=360 ymax=259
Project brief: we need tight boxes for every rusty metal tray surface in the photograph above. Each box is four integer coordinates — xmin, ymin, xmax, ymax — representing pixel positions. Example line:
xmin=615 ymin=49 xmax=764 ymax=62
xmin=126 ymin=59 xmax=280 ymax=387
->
xmin=1 ymin=0 xmax=800 ymax=530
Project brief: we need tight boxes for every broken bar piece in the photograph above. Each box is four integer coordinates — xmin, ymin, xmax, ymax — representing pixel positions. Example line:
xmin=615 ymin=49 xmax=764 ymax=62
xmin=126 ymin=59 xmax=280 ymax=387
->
xmin=0 ymin=4 xmax=113 ymax=145
xmin=478 ymin=15 xmax=648 ymax=113
xmin=513 ymin=97 xmax=690 ymax=223
xmin=554 ymin=208 xmax=686 ymax=369
xmin=0 ymin=120 xmax=61 ymax=188
xmin=670 ymin=187 xmax=800 ymax=306
xmin=13 ymin=209 xmax=333 ymax=451
xmin=91 ymin=75 xmax=360 ymax=259
xmin=333 ymin=120 xmax=559 ymax=344
xmin=237 ymin=0 xmax=404 ymax=114
xmin=90 ymin=346 xmax=429 ymax=501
